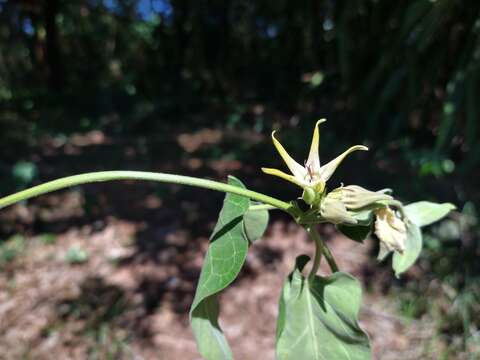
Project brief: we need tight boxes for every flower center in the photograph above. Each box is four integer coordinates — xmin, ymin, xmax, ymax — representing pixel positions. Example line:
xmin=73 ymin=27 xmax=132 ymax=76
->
xmin=304 ymin=161 xmax=319 ymax=183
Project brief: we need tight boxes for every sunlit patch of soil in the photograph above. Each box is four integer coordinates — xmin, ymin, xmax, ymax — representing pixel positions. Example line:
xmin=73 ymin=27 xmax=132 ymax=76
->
xmin=0 ymin=204 xmax=443 ymax=360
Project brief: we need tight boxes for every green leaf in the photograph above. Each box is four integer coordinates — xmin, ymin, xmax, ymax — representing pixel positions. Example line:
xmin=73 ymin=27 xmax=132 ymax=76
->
xmin=392 ymin=222 xmax=422 ymax=277
xmin=404 ymin=201 xmax=455 ymax=227
xmin=276 ymin=256 xmax=371 ymax=360
xmin=337 ymin=209 xmax=374 ymax=242
xmin=190 ymin=176 xmax=250 ymax=360
xmin=337 ymin=223 xmax=371 ymax=243
xmin=243 ymin=204 xmax=269 ymax=242
xmin=190 ymin=296 xmax=232 ymax=359
xmin=351 ymin=208 xmax=375 ymax=226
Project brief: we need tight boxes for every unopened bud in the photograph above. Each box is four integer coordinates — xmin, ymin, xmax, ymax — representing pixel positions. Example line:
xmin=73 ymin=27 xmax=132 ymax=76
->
xmin=320 ymin=191 xmax=357 ymax=225
xmin=302 ymin=187 xmax=317 ymax=205
xmin=332 ymin=185 xmax=393 ymax=210
xmin=374 ymin=207 xmax=406 ymax=253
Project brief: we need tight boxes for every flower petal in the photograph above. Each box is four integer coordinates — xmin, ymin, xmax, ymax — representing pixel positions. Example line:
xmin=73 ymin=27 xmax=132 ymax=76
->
xmin=261 ymin=167 xmax=304 ymax=187
xmin=374 ymin=207 xmax=406 ymax=253
xmin=306 ymin=119 xmax=326 ymax=171
xmin=271 ymin=131 xmax=307 ymax=179
xmin=318 ymin=145 xmax=368 ymax=182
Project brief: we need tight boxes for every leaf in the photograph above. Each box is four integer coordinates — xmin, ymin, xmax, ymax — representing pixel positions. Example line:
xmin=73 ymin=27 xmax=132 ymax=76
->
xmin=351 ymin=208 xmax=375 ymax=226
xmin=392 ymin=222 xmax=422 ymax=277
xmin=337 ymin=223 xmax=371 ymax=243
xmin=276 ymin=256 xmax=371 ymax=360
xmin=190 ymin=176 xmax=250 ymax=360
xmin=337 ymin=209 xmax=374 ymax=242
xmin=243 ymin=204 xmax=269 ymax=242
xmin=190 ymin=296 xmax=232 ymax=359
xmin=404 ymin=201 xmax=455 ymax=227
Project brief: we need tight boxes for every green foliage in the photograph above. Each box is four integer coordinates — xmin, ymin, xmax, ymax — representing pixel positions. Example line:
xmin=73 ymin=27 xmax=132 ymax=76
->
xmin=12 ymin=161 xmax=37 ymax=189
xmin=337 ymin=223 xmax=371 ymax=243
xmin=65 ymin=245 xmax=89 ymax=264
xmin=392 ymin=201 xmax=455 ymax=276
xmin=404 ymin=201 xmax=457 ymax=227
xmin=392 ymin=223 xmax=423 ymax=277
xmin=276 ymin=255 xmax=371 ymax=360
xmin=1 ymin=0 xmax=478 ymax=173
xmin=39 ymin=233 xmax=57 ymax=245
xmin=0 ymin=234 xmax=25 ymax=269
xmin=0 ymin=121 xmax=460 ymax=358
xmin=190 ymin=176 xmax=269 ymax=360
xmin=396 ymin=201 xmax=480 ymax=354
xmin=243 ymin=205 xmax=269 ymax=243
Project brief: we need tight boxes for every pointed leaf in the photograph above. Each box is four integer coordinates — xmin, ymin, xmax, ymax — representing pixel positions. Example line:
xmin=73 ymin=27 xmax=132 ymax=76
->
xmin=190 ymin=296 xmax=233 ymax=359
xmin=392 ymin=222 xmax=422 ymax=277
xmin=404 ymin=201 xmax=455 ymax=227
xmin=190 ymin=176 xmax=250 ymax=360
xmin=276 ymin=256 xmax=371 ymax=360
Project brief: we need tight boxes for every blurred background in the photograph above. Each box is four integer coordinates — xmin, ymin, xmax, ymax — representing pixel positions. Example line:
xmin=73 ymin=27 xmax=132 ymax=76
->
xmin=0 ymin=0 xmax=479 ymax=359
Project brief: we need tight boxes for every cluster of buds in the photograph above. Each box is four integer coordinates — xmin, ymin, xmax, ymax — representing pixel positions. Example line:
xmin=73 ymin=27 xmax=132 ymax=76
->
xmin=262 ymin=120 xmax=407 ymax=255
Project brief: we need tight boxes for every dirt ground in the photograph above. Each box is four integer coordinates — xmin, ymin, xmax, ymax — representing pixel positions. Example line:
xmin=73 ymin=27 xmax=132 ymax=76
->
xmin=0 ymin=129 xmax=457 ymax=359
xmin=0 ymin=203 xmax=437 ymax=360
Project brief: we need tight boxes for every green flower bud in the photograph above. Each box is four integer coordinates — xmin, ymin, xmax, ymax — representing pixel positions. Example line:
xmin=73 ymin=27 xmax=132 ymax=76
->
xmin=332 ymin=185 xmax=393 ymax=210
xmin=374 ymin=207 xmax=406 ymax=253
xmin=302 ymin=187 xmax=317 ymax=205
xmin=320 ymin=191 xmax=357 ymax=225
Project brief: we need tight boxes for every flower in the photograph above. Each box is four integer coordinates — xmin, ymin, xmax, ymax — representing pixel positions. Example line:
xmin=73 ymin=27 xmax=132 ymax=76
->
xmin=261 ymin=119 xmax=368 ymax=196
xmin=374 ymin=207 xmax=406 ymax=254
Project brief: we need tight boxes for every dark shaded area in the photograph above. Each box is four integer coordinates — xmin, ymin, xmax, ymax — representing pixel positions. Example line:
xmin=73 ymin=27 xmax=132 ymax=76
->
xmin=0 ymin=0 xmax=479 ymax=357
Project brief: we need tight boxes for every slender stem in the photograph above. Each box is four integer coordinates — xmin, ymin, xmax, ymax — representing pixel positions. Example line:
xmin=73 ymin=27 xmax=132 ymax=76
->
xmin=321 ymin=241 xmax=339 ymax=273
xmin=307 ymin=226 xmax=324 ymax=279
xmin=0 ymin=171 xmax=293 ymax=213
xmin=307 ymin=225 xmax=339 ymax=277
xmin=382 ymin=199 xmax=407 ymax=219
xmin=248 ymin=204 xmax=276 ymax=211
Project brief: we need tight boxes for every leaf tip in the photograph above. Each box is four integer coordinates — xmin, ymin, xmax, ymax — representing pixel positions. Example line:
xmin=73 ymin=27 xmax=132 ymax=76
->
xmin=446 ymin=203 xmax=457 ymax=211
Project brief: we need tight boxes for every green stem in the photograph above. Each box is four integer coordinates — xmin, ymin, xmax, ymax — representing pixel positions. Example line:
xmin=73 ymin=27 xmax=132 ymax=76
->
xmin=321 ymin=241 xmax=339 ymax=273
xmin=0 ymin=171 xmax=293 ymax=213
xmin=307 ymin=226 xmax=339 ymax=277
xmin=382 ymin=199 xmax=407 ymax=219
xmin=248 ymin=204 xmax=276 ymax=211
xmin=307 ymin=226 xmax=324 ymax=279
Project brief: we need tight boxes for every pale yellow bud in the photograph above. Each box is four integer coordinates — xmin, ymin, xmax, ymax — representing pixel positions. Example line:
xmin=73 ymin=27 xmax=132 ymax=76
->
xmin=320 ymin=191 xmax=357 ymax=225
xmin=332 ymin=185 xmax=393 ymax=210
xmin=374 ymin=207 xmax=406 ymax=253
